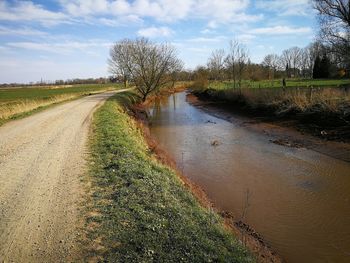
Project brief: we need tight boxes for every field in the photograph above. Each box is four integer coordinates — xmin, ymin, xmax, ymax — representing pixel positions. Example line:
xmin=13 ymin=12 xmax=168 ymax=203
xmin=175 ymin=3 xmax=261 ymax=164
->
xmin=0 ymin=84 xmax=118 ymax=124
xmin=208 ymin=79 xmax=350 ymax=90
xmin=85 ymin=92 xmax=254 ymax=262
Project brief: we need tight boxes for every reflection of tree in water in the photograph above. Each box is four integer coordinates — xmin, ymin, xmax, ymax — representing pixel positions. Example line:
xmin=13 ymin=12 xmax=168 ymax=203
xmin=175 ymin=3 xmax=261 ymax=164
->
xmin=151 ymin=98 xmax=162 ymax=120
xmin=151 ymin=95 xmax=177 ymax=120
xmin=160 ymin=96 xmax=170 ymax=107
xmin=172 ymin=94 xmax=176 ymax=111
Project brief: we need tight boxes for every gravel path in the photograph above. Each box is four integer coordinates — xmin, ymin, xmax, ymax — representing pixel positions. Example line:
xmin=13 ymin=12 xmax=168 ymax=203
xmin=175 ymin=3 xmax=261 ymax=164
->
xmin=0 ymin=91 xmax=117 ymax=262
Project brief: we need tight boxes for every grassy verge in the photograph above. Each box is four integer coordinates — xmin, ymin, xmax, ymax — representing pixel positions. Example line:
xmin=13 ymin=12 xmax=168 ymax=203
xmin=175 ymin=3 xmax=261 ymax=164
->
xmin=86 ymin=92 xmax=254 ymax=262
xmin=0 ymin=84 xmax=118 ymax=125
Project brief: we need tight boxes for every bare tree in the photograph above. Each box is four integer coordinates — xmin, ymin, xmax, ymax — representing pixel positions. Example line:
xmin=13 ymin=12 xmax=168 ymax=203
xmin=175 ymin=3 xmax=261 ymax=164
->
xmin=290 ymin=47 xmax=303 ymax=77
xmin=225 ymin=40 xmax=249 ymax=88
xmin=108 ymin=39 xmax=132 ymax=88
xmin=281 ymin=48 xmax=293 ymax=78
xmin=207 ymin=49 xmax=226 ymax=81
xmin=262 ymin=54 xmax=280 ymax=79
xmin=109 ymin=38 xmax=183 ymax=101
xmin=313 ymin=0 xmax=350 ymax=68
xmin=225 ymin=40 xmax=239 ymax=88
xmin=300 ymin=47 xmax=313 ymax=78
xmin=237 ymin=45 xmax=249 ymax=87
xmin=309 ymin=41 xmax=326 ymax=61
xmin=281 ymin=47 xmax=303 ymax=78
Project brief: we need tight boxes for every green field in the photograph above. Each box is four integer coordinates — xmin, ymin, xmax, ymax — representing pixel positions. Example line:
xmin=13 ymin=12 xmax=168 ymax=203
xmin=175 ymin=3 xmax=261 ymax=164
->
xmin=0 ymin=84 xmax=117 ymax=102
xmin=0 ymin=84 xmax=119 ymax=124
xmin=208 ymin=79 xmax=350 ymax=90
xmin=86 ymin=92 xmax=254 ymax=262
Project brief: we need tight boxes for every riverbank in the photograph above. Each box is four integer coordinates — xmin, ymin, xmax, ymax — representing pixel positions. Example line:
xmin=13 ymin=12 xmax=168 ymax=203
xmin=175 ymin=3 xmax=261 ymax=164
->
xmin=85 ymin=92 xmax=255 ymax=262
xmin=192 ymin=87 xmax=350 ymax=142
xmin=187 ymin=92 xmax=350 ymax=163
xmin=144 ymin=91 xmax=350 ymax=262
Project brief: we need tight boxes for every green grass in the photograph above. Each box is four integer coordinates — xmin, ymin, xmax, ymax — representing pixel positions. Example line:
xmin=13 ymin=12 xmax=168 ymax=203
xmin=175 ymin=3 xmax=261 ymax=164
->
xmin=0 ymin=83 xmax=117 ymax=102
xmin=0 ymin=83 xmax=119 ymax=124
xmin=86 ymin=92 xmax=254 ymax=262
xmin=209 ymin=79 xmax=350 ymax=90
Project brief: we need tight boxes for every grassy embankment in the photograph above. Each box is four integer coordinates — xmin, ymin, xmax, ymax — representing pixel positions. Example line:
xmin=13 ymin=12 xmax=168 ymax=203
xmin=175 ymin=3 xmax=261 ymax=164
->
xmin=192 ymin=79 xmax=350 ymax=140
xmin=86 ymin=91 xmax=254 ymax=262
xmin=0 ymin=84 xmax=118 ymax=125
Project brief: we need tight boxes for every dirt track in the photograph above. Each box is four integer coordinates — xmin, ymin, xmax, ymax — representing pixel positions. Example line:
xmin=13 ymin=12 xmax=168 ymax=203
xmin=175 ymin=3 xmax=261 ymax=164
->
xmin=0 ymin=91 xmax=117 ymax=262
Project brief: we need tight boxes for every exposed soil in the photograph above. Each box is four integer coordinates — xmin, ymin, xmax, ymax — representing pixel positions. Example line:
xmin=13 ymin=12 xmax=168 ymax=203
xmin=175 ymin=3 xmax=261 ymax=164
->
xmin=188 ymin=93 xmax=350 ymax=163
xmin=0 ymin=91 xmax=116 ymax=262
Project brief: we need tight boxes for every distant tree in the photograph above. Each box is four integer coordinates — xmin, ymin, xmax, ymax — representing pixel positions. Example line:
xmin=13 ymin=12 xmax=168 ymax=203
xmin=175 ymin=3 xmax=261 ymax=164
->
xmin=225 ymin=40 xmax=239 ymax=87
xmin=289 ymin=47 xmax=302 ymax=77
xmin=207 ymin=49 xmax=226 ymax=80
xmin=281 ymin=48 xmax=293 ymax=78
xmin=285 ymin=62 xmax=290 ymax=78
xmin=300 ymin=47 xmax=313 ymax=78
xmin=262 ymin=54 xmax=280 ymax=79
xmin=236 ymin=45 xmax=249 ymax=87
xmin=244 ymin=62 xmax=266 ymax=81
xmin=192 ymin=66 xmax=209 ymax=89
xmin=224 ymin=40 xmax=249 ymax=88
xmin=109 ymin=76 xmax=118 ymax=83
xmin=319 ymin=54 xmax=331 ymax=78
xmin=313 ymin=55 xmax=322 ymax=78
xmin=109 ymin=38 xmax=183 ymax=101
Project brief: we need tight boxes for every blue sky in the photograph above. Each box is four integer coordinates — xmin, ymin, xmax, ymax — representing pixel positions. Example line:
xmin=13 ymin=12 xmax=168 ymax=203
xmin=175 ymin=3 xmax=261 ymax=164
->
xmin=0 ymin=0 xmax=317 ymax=83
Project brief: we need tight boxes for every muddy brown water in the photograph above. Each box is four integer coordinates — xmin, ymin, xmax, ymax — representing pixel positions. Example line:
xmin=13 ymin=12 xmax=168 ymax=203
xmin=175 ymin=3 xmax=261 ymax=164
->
xmin=147 ymin=92 xmax=350 ymax=263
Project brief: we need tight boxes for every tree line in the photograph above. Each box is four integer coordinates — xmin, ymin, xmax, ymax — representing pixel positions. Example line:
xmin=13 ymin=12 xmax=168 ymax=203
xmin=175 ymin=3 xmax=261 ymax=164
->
xmin=107 ymin=1 xmax=349 ymax=101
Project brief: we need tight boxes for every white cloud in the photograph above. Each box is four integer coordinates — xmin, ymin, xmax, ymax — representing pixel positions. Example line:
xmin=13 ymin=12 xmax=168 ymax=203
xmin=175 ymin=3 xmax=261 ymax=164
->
xmin=137 ymin=26 xmax=173 ymax=38
xmin=59 ymin=0 xmax=260 ymax=24
xmin=59 ymin=0 xmax=191 ymax=21
xmin=200 ymin=28 xmax=215 ymax=34
xmin=0 ymin=0 xmax=261 ymax=28
xmin=99 ymin=18 xmax=120 ymax=26
xmin=237 ymin=34 xmax=256 ymax=43
xmin=0 ymin=1 xmax=69 ymax=25
xmin=99 ymin=15 xmax=143 ymax=27
xmin=250 ymin=26 xmax=312 ymax=35
xmin=0 ymin=26 xmax=47 ymax=36
xmin=187 ymin=47 xmax=212 ymax=53
xmin=255 ymin=0 xmax=311 ymax=16
xmin=186 ymin=36 xmax=227 ymax=43
xmin=6 ymin=40 xmax=112 ymax=55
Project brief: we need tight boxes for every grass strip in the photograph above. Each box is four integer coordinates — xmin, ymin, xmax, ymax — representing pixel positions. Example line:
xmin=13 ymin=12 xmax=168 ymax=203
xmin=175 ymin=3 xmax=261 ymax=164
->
xmin=87 ymin=92 xmax=254 ymax=262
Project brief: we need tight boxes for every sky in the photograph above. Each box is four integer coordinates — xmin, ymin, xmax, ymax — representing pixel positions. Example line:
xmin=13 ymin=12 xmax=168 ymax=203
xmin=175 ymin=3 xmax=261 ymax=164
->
xmin=0 ymin=0 xmax=318 ymax=83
